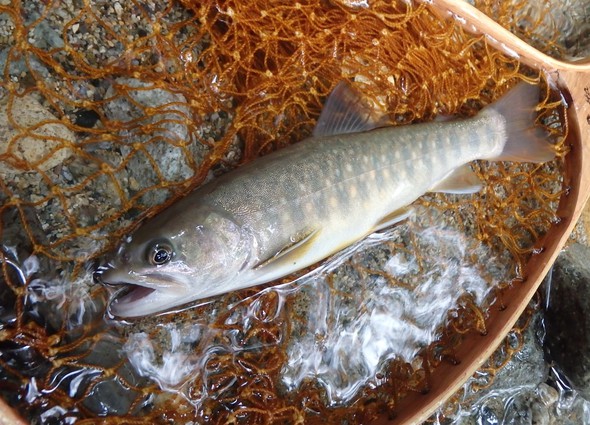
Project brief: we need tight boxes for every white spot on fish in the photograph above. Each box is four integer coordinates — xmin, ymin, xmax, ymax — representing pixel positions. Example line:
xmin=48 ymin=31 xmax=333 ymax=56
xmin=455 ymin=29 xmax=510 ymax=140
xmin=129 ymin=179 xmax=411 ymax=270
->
xmin=345 ymin=164 xmax=353 ymax=172
xmin=350 ymin=185 xmax=358 ymax=198
xmin=445 ymin=135 xmax=452 ymax=147
xmin=330 ymin=196 xmax=339 ymax=208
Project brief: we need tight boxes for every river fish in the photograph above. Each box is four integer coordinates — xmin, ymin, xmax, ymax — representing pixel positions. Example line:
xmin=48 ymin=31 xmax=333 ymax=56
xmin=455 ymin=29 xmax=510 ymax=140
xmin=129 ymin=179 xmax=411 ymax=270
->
xmin=98 ymin=82 xmax=554 ymax=317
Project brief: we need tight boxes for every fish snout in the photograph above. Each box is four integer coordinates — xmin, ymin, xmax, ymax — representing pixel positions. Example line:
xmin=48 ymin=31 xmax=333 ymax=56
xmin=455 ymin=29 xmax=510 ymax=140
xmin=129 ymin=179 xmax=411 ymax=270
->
xmin=94 ymin=266 xmax=124 ymax=287
xmin=94 ymin=248 xmax=132 ymax=286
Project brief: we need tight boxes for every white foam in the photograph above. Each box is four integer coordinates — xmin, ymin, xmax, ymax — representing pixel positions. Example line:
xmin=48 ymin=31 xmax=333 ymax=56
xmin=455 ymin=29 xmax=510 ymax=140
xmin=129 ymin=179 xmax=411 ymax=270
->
xmin=384 ymin=252 xmax=418 ymax=275
xmin=280 ymin=215 xmax=507 ymax=405
xmin=22 ymin=254 xmax=40 ymax=277
xmin=123 ymin=325 xmax=202 ymax=390
xmin=25 ymin=377 xmax=40 ymax=403
xmin=26 ymin=271 xmax=97 ymax=328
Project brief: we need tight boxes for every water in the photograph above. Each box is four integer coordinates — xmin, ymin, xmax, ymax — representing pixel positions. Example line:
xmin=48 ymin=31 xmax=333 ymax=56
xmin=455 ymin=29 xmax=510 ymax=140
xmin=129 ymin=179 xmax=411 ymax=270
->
xmin=109 ymin=205 xmax=508 ymax=410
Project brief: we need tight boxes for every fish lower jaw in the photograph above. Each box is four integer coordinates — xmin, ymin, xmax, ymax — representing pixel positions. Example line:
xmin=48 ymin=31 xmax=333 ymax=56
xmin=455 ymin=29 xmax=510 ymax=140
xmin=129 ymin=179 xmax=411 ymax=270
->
xmin=108 ymin=283 xmax=194 ymax=318
xmin=111 ymin=285 xmax=156 ymax=307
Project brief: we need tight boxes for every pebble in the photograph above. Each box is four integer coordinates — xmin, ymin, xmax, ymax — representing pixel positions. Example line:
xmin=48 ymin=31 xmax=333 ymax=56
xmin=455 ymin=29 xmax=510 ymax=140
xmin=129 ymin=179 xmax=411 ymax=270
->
xmin=0 ymin=14 xmax=15 ymax=44
xmin=537 ymin=382 xmax=559 ymax=406
xmin=128 ymin=176 xmax=139 ymax=192
xmin=74 ymin=109 xmax=100 ymax=128
xmin=114 ymin=2 xmax=123 ymax=17
xmin=0 ymin=94 xmax=74 ymax=177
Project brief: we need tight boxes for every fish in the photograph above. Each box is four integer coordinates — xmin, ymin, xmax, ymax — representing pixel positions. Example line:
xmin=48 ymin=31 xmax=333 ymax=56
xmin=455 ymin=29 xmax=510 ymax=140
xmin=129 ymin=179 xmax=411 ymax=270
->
xmin=97 ymin=81 xmax=554 ymax=317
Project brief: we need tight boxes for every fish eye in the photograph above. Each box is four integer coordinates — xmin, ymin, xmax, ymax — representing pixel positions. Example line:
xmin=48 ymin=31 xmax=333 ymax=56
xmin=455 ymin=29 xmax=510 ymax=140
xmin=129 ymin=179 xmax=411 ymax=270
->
xmin=147 ymin=243 xmax=173 ymax=266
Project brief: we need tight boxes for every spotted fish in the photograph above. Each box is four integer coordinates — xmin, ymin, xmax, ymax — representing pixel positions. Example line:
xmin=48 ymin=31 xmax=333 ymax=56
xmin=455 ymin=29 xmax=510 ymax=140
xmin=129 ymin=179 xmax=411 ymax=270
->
xmin=98 ymin=82 xmax=554 ymax=317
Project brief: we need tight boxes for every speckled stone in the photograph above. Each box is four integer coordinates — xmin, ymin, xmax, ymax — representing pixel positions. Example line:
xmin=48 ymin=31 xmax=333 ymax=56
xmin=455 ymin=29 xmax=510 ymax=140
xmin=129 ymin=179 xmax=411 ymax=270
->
xmin=0 ymin=94 xmax=74 ymax=176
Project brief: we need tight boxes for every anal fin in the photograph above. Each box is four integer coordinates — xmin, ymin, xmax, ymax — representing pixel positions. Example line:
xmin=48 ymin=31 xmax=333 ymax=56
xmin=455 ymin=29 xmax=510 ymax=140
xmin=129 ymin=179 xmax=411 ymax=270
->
xmin=430 ymin=165 xmax=482 ymax=194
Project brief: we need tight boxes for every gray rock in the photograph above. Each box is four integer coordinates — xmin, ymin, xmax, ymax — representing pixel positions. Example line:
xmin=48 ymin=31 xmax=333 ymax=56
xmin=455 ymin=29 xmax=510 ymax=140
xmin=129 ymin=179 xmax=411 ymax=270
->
xmin=102 ymin=77 xmax=205 ymax=208
xmin=81 ymin=377 xmax=137 ymax=416
xmin=30 ymin=20 xmax=65 ymax=50
xmin=544 ymin=242 xmax=590 ymax=400
xmin=0 ymin=47 xmax=51 ymax=80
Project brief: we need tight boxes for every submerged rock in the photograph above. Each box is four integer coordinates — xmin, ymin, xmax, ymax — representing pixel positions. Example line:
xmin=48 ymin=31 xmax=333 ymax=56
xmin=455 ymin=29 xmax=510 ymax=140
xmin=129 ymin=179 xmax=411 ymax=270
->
xmin=0 ymin=94 xmax=74 ymax=176
xmin=444 ymin=307 xmax=549 ymax=424
xmin=544 ymin=242 xmax=590 ymax=400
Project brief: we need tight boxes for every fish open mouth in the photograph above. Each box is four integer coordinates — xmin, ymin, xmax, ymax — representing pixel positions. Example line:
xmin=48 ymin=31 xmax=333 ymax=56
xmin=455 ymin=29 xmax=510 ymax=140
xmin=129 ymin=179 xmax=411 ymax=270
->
xmin=113 ymin=285 xmax=157 ymax=306
xmin=108 ymin=283 xmax=191 ymax=318
xmin=100 ymin=269 xmax=196 ymax=318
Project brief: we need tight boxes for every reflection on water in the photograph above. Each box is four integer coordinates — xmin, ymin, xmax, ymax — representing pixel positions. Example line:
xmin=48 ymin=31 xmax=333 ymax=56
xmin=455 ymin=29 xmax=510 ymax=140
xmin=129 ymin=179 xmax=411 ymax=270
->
xmin=280 ymin=215 xmax=504 ymax=405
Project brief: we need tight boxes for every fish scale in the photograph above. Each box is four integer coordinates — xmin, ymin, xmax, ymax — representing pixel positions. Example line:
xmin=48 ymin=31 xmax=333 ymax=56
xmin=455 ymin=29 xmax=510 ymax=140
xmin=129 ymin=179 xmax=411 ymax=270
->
xmin=199 ymin=112 xmax=503 ymax=267
xmin=99 ymin=82 xmax=555 ymax=317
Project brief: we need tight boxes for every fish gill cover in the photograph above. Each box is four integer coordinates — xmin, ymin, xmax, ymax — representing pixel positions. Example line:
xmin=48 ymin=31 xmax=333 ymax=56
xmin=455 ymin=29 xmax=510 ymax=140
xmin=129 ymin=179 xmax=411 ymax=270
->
xmin=0 ymin=0 xmax=570 ymax=423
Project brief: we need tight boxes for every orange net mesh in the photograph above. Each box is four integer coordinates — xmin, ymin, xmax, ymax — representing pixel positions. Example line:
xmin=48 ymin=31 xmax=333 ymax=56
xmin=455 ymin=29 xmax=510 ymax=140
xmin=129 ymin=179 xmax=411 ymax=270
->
xmin=0 ymin=0 xmax=568 ymax=423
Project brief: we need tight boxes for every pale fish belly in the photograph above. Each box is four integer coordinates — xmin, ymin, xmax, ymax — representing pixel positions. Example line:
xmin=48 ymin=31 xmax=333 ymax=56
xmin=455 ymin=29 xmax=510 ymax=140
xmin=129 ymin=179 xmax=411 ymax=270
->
xmin=202 ymin=110 xmax=505 ymax=279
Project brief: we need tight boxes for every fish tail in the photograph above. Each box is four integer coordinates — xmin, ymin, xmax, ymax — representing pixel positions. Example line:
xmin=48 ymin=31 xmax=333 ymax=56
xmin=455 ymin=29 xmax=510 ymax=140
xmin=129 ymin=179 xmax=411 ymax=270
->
xmin=486 ymin=82 xmax=554 ymax=163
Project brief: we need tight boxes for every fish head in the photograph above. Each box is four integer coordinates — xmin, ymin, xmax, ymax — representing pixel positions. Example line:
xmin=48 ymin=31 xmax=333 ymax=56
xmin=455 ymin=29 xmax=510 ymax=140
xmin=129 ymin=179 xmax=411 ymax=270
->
xmin=98 ymin=204 xmax=253 ymax=317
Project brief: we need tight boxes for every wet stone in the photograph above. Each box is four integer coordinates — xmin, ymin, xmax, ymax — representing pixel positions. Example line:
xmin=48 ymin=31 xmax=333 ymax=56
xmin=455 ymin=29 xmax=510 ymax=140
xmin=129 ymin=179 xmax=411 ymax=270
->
xmin=544 ymin=242 xmax=590 ymax=400
xmin=73 ymin=109 xmax=101 ymax=128
xmin=82 ymin=377 xmax=137 ymax=416
xmin=444 ymin=308 xmax=549 ymax=424
xmin=475 ymin=405 xmax=500 ymax=425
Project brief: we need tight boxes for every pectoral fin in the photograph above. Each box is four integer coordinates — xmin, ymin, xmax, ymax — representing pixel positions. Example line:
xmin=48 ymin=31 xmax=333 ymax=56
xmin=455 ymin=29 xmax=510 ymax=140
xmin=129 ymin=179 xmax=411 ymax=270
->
xmin=429 ymin=165 xmax=482 ymax=194
xmin=373 ymin=207 xmax=413 ymax=232
xmin=254 ymin=229 xmax=321 ymax=273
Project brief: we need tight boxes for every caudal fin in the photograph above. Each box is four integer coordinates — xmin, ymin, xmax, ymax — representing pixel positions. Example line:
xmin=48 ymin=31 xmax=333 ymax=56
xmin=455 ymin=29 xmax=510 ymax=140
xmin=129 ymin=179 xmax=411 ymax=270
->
xmin=486 ymin=82 xmax=555 ymax=163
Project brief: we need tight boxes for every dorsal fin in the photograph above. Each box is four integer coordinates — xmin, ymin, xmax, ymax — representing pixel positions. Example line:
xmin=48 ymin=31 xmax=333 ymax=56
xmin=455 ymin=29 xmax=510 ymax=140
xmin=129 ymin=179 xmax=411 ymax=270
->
xmin=313 ymin=82 xmax=384 ymax=137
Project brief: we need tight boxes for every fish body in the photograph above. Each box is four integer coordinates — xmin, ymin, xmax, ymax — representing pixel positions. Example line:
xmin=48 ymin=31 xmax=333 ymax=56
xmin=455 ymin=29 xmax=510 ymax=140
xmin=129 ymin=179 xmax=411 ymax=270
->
xmin=99 ymin=82 xmax=554 ymax=317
